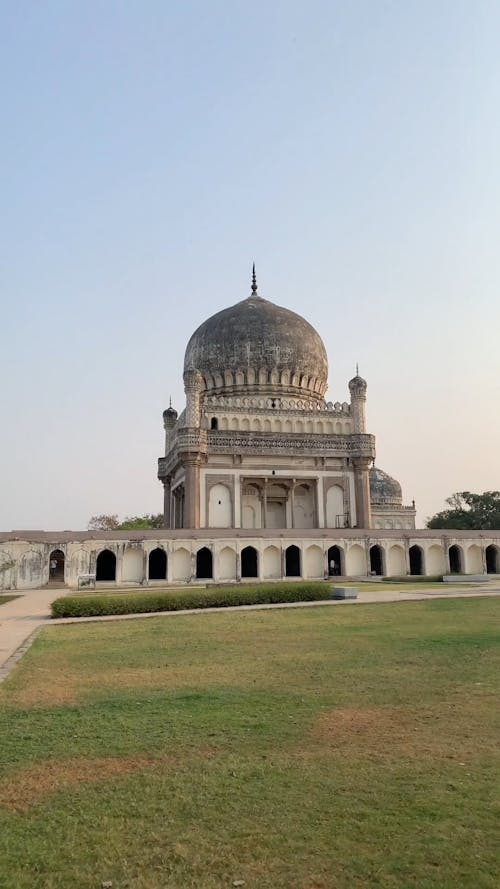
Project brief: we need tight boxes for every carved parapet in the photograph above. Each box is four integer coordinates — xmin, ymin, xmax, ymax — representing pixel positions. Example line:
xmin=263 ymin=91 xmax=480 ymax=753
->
xmin=157 ymin=457 xmax=168 ymax=479
xmin=349 ymin=435 xmax=376 ymax=460
xmin=207 ymin=430 xmax=351 ymax=455
xmin=177 ymin=427 xmax=208 ymax=456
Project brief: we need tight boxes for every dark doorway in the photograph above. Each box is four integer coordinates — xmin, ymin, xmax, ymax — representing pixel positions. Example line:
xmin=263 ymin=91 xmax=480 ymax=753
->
xmin=196 ymin=547 xmax=213 ymax=579
xmin=241 ymin=546 xmax=258 ymax=578
xmin=49 ymin=549 xmax=65 ymax=582
xmin=370 ymin=545 xmax=383 ymax=576
xmin=96 ymin=549 xmax=116 ymax=581
xmin=409 ymin=545 xmax=424 ymax=575
xmin=285 ymin=545 xmax=301 ymax=577
xmin=149 ymin=547 xmax=167 ymax=580
xmin=328 ymin=545 xmax=342 ymax=576
xmin=210 ymin=417 xmax=218 ymax=430
xmin=486 ymin=545 xmax=499 ymax=574
xmin=448 ymin=545 xmax=462 ymax=574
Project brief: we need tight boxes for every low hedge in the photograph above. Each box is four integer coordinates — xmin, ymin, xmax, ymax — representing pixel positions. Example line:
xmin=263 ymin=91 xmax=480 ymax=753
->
xmin=51 ymin=582 xmax=331 ymax=618
xmin=383 ymin=575 xmax=443 ymax=583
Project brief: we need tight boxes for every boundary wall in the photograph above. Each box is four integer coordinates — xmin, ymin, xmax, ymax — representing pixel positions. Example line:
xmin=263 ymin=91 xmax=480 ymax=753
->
xmin=1 ymin=529 xmax=499 ymax=590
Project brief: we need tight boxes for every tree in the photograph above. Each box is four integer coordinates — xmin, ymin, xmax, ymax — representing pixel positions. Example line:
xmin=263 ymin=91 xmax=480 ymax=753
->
xmin=87 ymin=513 xmax=164 ymax=531
xmin=118 ymin=514 xmax=164 ymax=530
xmin=88 ymin=514 xmax=120 ymax=530
xmin=426 ymin=491 xmax=500 ymax=530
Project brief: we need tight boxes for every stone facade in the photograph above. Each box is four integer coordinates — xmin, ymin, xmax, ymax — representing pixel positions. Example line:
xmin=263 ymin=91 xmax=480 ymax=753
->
xmin=1 ymin=529 xmax=499 ymax=590
xmin=9 ymin=273 xmax=477 ymax=594
xmin=158 ymin=279 xmax=415 ymax=532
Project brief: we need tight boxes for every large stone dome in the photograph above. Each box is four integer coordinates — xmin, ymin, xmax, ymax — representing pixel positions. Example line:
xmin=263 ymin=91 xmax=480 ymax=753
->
xmin=370 ymin=467 xmax=403 ymax=508
xmin=184 ymin=291 xmax=328 ymax=402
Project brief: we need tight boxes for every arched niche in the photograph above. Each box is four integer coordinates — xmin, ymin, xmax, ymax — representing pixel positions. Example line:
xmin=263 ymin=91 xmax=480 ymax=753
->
xmin=96 ymin=549 xmax=116 ymax=582
xmin=208 ymin=483 xmax=232 ymax=528
xmin=149 ymin=547 xmax=167 ymax=580
xmin=409 ymin=545 xmax=424 ymax=576
xmin=241 ymin=546 xmax=258 ymax=578
xmin=196 ymin=547 xmax=213 ymax=579
xmin=285 ymin=545 xmax=301 ymax=577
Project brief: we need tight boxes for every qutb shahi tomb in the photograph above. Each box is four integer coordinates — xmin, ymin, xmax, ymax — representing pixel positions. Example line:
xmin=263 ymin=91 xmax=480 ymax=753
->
xmin=2 ymin=272 xmax=499 ymax=589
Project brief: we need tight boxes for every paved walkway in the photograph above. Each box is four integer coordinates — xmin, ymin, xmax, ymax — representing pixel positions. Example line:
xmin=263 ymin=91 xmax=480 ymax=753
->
xmin=1 ymin=584 xmax=500 ymax=681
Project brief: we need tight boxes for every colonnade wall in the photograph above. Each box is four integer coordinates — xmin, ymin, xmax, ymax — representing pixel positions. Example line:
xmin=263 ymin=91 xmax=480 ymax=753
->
xmin=203 ymin=413 xmax=353 ymax=435
xmin=1 ymin=532 xmax=500 ymax=590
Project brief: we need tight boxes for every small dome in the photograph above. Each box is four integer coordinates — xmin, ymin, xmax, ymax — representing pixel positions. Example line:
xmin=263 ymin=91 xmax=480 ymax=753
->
xmin=163 ymin=405 xmax=177 ymax=417
xmin=370 ymin=466 xmax=402 ymax=507
xmin=348 ymin=374 xmax=367 ymax=394
xmin=184 ymin=291 xmax=328 ymax=401
xmin=163 ymin=405 xmax=178 ymax=426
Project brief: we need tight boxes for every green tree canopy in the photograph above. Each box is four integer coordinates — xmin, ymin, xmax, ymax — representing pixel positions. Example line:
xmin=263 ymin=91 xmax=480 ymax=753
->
xmin=426 ymin=492 xmax=500 ymax=530
xmin=87 ymin=514 xmax=164 ymax=530
xmin=118 ymin=514 xmax=164 ymax=530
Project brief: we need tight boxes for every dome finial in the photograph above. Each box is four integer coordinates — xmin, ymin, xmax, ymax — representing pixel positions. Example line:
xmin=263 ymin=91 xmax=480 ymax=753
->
xmin=251 ymin=263 xmax=258 ymax=294
xmin=356 ymin=362 xmax=359 ymax=376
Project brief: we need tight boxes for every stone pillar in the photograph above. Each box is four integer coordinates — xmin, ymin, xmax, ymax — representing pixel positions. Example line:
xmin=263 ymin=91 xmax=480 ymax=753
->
xmin=183 ymin=458 xmax=201 ymax=529
xmin=234 ymin=474 xmax=241 ymax=528
xmin=353 ymin=457 xmax=372 ymax=529
xmin=163 ymin=477 xmax=172 ymax=529
xmin=290 ymin=482 xmax=295 ymax=529
xmin=316 ymin=477 xmax=325 ymax=528
xmin=262 ymin=480 xmax=268 ymax=529
xmin=183 ymin=370 xmax=204 ymax=428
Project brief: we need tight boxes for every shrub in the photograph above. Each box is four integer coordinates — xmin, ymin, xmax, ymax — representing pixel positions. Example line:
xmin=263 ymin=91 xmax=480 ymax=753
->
xmin=383 ymin=575 xmax=443 ymax=583
xmin=51 ymin=582 xmax=331 ymax=619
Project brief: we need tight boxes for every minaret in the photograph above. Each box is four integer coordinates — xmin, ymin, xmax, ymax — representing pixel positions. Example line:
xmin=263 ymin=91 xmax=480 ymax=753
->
xmin=349 ymin=368 xmax=372 ymax=528
xmin=181 ymin=370 xmax=204 ymax=528
xmin=161 ymin=400 xmax=178 ymax=528
xmin=348 ymin=365 xmax=367 ymax=433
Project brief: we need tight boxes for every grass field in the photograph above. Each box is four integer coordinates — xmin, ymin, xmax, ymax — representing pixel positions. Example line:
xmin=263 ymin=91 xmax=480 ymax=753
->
xmin=0 ymin=598 xmax=499 ymax=888
xmin=0 ymin=594 xmax=20 ymax=605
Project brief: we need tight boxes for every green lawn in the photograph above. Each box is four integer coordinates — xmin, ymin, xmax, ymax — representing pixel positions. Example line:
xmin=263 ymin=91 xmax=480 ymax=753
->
xmin=0 ymin=594 xmax=20 ymax=605
xmin=76 ymin=579 xmax=466 ymax=598
xmin=0 ymin=599 xmax=499 ymax=889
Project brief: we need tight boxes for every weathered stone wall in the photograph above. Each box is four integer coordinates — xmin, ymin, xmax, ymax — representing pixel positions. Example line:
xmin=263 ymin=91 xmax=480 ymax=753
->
xmin=1 ymin=530 xmax=499 ymax=590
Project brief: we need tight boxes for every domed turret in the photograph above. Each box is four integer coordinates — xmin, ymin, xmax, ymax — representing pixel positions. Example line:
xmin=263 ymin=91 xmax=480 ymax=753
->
xmin=348 ymin=373 xmax=367 ymax=397
xmin=369 ymin=466 xmax=403 ymax=508
xmin=183 ymin=272 xmax=328 ymax=402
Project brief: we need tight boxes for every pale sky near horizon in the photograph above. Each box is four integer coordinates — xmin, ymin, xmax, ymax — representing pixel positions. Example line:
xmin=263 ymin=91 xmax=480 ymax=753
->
xmin=1 ymin=1 xmax=499 ymax=531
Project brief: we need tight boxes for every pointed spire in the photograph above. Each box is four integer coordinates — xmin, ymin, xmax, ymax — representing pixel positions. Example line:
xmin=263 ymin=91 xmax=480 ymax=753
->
xmin=356 ymin=362 xmax=359 ymax=376
xmin=169 ymin=395 xmax=172 ymax=408
xmin=251 ymin=263 xmax=258 ymax=294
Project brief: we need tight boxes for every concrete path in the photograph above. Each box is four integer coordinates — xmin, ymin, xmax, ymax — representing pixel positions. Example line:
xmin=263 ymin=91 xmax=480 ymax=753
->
xmin=1 ymin=584 xmax=500 ymax=682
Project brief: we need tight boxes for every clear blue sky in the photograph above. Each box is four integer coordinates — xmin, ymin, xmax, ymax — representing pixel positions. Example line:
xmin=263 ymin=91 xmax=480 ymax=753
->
xmin=1 ymin=1 xmax=499 ymax=530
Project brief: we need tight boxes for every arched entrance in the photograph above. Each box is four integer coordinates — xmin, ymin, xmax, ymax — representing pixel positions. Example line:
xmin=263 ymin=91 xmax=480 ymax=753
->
xmin=149 ymin=548 xmax=167 ymax=580
xmin=49 ymin=549 xmax=65 ymax=583
xmin=196 ymin=547 xmax=213 ymax=579
xmin=96 ymin=549 xmax=116 ymax=581
xmin=448 ymin=545 xmax=462 ymax=574
xmin=241 ymin=546 xmax=258 ymax=578
xmin=285 ymin=545 xmax=301 ymax=577
xmin=409 ymin=545 xmax=424 ymax=575
xmin=369 ymin=545 xmax=384 ymax=576
xmin=327 ymin=545 xmax=342 ymax=576
xmin=486 ymin=545 xmax=499 ymax=574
